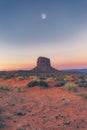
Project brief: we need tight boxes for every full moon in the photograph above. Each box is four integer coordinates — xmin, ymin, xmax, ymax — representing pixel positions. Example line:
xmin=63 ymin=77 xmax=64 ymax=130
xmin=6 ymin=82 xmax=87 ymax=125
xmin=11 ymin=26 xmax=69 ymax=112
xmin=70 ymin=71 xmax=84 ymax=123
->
xmin=41 ymin=13 xmax=47 ymax=20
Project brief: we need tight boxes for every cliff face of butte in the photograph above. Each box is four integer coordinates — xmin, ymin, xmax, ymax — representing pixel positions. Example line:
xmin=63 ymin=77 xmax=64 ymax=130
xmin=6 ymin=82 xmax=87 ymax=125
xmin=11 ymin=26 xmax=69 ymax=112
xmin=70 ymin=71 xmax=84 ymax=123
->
xmin=31 ymin=57 xmax=58 ymax=72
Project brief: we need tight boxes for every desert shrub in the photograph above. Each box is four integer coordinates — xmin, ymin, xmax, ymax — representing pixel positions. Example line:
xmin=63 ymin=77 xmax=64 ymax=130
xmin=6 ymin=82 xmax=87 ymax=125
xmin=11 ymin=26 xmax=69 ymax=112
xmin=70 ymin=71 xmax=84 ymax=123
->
xmin=77 ymin=93 xmax=87 ymax=99
xmin=39 ymin=77 xmax=46 ymax=80
xmin=17 ymin=87 xmax=21 ymax=92
xmin=0 ymin=85 xmax=11 ymax=91
xmin=17 ymin=125 xmax=26 ymax=130
xmin=0 ymin=117 xmax=6 ymax=129
xmin=74 ymin=79 xmax=86 ymax=84
xmin=27 ymin=80 xmax=49 ymax=88
xmin=55 ymin=81 xmax=66 ymax=87
xmin=65 ymin=83 xmax=77 ymax=92
xmin=15 ymin=109 xmax=26 ymax=116
xmin=15 ymin=86 xmax=22 ymax=92
xmin=27 ymin=81 xmax=39 ymax=87
xmin=4 ymin=74 xmax=14 ymax=79
xmin=39 ymin=81 xmax=49 ymax=88
xmin=74 ymin=80 xmax=79 ymax=84
xmin=0 ymin=122 xmax=6 ymax=129
xmin=16 ymin=76 xmax=25 ymax=80
xmin=78 ymin=82 xmax=87 ymax=88
xmin=0 ymin=106 xmax=4 ymax=113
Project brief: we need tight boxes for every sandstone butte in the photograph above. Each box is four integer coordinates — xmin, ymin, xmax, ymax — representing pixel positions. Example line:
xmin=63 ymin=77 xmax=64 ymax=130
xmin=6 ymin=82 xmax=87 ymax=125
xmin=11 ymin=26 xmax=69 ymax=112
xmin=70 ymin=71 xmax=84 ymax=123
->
xmin=30 ymin=56 xmax=59 ymax=73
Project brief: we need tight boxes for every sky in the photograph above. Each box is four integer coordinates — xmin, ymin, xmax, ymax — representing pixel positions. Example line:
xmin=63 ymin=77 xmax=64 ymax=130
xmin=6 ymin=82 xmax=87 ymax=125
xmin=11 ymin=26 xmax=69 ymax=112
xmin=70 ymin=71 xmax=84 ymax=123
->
xmin=0 ymin=0 xmax=87 ymax=70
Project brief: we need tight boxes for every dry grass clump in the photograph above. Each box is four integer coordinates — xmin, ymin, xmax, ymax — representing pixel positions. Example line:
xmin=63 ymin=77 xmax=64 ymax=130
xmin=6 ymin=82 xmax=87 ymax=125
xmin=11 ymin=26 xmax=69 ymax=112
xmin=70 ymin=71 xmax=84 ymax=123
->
xmin=65 ymin=83 xmax=78 ymax=92
xmin=27 ymin=80 xmax=49 ymax=88
xmin=55 ymin=81 xmax=66 ymax=87
xmin=0 ymin=85 xmax=11 ymax=91
xmin=77 ymin=93 xmax=87 ymax=99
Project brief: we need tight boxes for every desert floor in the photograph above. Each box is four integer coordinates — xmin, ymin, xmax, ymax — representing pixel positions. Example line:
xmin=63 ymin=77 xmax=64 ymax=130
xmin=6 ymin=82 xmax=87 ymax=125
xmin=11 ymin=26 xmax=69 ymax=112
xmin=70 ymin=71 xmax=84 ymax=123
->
xmin=0 ymin=78 xmax=87 ymax=130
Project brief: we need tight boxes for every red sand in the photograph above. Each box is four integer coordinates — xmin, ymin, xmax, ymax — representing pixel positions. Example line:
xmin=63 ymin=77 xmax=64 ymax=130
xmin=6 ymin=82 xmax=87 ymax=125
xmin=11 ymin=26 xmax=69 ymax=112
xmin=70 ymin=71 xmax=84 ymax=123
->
xmin=0 ymin=78 xmax=87 ymax=130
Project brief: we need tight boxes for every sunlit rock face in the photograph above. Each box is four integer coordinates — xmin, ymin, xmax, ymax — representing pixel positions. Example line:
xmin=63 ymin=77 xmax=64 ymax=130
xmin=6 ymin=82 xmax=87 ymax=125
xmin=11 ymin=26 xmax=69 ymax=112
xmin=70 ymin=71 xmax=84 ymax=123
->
xmin=31 ymin=57 xmax=58 ymax=72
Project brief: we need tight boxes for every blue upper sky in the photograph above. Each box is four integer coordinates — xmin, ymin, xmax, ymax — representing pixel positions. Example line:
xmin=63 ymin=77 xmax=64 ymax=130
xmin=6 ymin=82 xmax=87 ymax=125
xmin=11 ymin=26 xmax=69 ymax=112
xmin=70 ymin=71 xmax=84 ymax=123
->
xmin=0 ymin=0 xmax=87 ymax=70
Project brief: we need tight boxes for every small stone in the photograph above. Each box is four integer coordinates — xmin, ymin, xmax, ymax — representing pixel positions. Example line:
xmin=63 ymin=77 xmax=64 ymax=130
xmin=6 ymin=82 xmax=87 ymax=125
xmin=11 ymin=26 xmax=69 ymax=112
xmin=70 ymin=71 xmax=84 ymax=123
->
xmin=32 ymin=113 xmax=36 ymax=116
xmin=59 ymin=114 xmax=64 ymax=117
xmin=42 ymin=116 xmax=47 ymax=118
xmin=64 ymin=121 xmax=71 ymax=125
xmin=0 ymin=106 xmax=4 ymax=113
xmin=28 ymin=110 xmax=32 ymax=112
xmin=5 ymin=103 xmax=8 ymax=106
xmin=15 ymin=109 xmax=26 ymax=116
xmin=12 ymin=103 xmax=15 ymax=106
xmin=81 ymin=119 xmax=84 ymax=122
xmin=13 ymin=120 xmax=17 ymax=123
xmin=0 ymin=117 xmax=4 ymax=122
xmin=17 ymin=124 xmax=26 ymax=130
xmin=61 ymin=98 xmax=65 ymax=100
xmin=5 ymin=113 xmax=12 ymax=119
xmin=55 ymin=116 xmax=59 ymax=119
xmin=77 ymin=125 xmax=80 ymax=128
xmin=62 ymin=100 xmax=70 ymax=105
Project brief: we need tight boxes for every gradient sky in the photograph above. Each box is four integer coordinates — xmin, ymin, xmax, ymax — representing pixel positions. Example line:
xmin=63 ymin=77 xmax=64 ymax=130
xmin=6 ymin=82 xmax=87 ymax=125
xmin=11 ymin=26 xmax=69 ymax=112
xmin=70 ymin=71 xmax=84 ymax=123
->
xmin=0 ymin=0 xmax=87 ymax=70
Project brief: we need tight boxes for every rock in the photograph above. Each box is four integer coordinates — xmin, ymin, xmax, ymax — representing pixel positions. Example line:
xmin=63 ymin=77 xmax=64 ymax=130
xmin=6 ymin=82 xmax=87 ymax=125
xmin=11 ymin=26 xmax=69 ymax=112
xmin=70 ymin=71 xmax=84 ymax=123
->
xmin=0 ymin=106 xmax=4 ymax=113
xmin=15 ymin=109 xmax=26 ymax=116
xmin=55 ymin=116 xmax=59 ymax=119
xmin=11 ymin=103 xmax=15 ymax=106
xmin=62 ymin=100 xmax=70 ymax=105
xmin=30 ymin=57 xmax=59 ymax=72
xmin=5 ymin=113 xmax=12 ymax=119
xmin=0 ymin=122 xmax=6 ymax=129
xmin=55 ymin=114 xmax=65 ymax=119
xmin=61 ymin=98 xmax=65 ymax=100
xmin=17 ymin=124 xmax=26 ymax=130
xmin=17 ymin=127 xmax=26 ymax=130
xmin=81 ymin=119 xmax=84 ymax=122
xmin=0 ymin=117 xmax=6 ymax=129
xmin=63 ymin=121 xmax=71 ymax=125
xmin=13 ymin=120 xmax=17 ymax=123
xmin=0 ymin=117 xmax=4 ymax=122
xmin=42 ymin=116 xmax=47 ymax=118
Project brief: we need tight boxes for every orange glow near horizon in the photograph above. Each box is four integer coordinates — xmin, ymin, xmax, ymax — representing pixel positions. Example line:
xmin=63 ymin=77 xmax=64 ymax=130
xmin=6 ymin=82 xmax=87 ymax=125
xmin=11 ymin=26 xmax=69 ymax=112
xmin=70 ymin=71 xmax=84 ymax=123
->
xmin=0 ymin=63 xmax=35 ymax=71
xmin=56 ymin=62 xmax=87 ymax=69
xmin=0 ymin=61 xmax=87 ymax=71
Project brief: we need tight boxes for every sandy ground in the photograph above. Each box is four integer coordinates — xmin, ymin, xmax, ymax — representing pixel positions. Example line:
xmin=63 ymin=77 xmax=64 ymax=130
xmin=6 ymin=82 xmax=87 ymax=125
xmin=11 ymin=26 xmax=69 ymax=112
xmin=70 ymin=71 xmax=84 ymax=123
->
xmin=0 ymin=78 xmax=87 ymax=130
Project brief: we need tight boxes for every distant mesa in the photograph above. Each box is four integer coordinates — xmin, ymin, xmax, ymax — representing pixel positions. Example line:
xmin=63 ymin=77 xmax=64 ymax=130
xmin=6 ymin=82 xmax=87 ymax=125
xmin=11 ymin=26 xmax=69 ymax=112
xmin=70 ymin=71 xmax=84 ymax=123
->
xmin=30 ymin=57 xmax=59 ymax=73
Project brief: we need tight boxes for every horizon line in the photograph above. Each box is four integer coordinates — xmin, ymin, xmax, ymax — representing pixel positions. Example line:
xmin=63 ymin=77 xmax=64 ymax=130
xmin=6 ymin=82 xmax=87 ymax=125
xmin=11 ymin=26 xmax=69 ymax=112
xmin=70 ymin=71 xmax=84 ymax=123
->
xmin=0 ymin=67 xmax=87 ymax=72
